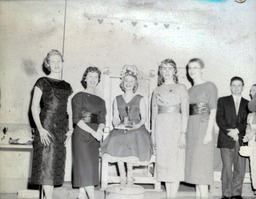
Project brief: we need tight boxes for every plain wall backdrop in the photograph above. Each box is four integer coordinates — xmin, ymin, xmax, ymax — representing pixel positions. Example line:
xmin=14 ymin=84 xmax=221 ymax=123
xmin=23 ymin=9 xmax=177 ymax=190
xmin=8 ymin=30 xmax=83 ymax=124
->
xmin=0 ymin=0 xmax=255 ymax=124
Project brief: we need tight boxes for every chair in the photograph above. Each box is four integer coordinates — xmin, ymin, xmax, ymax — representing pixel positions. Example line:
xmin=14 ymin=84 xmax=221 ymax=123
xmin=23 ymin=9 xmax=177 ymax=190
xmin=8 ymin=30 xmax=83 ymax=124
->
xmin=99 ymin=67 xmax=161 ymax=191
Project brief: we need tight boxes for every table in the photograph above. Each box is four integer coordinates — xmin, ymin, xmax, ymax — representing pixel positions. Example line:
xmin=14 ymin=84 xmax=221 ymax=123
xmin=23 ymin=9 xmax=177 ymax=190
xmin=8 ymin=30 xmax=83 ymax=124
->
xmin=0 ymin=144 xmax=33 ymax=193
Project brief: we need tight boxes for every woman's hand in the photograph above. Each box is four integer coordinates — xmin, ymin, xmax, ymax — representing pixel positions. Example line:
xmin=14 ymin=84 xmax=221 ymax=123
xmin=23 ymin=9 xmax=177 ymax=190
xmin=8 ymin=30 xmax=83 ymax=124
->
xmin=127 ymin=124 xmax=140 ymax=131
xmin=38 ymin=128 xmax=52 ymax=146
xmin=203 ymin=131 xmax=212 ymax=145
xmin=243 ymin=130 xmax=255 ymax=142
xmin=115 ymin=123 xmax=125 ymax=129
xmin=155 ymin=94 xmax=170 ymax=106
xmin=92 ymin=131 xmax=102 ymax=141
xmin=113 ymin=118 xmax=120 ymax=127
xmin=64 ymin=129 xmax=73 ymax=146
xmin=93 ymin=128 xmax=103 ymax=141
xmin=178 ymin=133 xmax=186 ymax=148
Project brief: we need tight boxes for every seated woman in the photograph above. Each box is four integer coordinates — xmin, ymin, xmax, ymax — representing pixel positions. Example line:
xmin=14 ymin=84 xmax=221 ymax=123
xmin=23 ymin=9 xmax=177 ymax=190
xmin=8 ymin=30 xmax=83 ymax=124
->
xmin=101 ymin=65 xmax=153 ymax=185
xmin=243 ymin=84 xmax=256 ymax=195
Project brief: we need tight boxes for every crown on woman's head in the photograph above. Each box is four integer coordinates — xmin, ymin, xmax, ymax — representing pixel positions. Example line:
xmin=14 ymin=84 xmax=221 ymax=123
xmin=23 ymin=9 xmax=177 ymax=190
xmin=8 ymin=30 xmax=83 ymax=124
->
xmin=120 ymin=65 xmax=138 ymax=78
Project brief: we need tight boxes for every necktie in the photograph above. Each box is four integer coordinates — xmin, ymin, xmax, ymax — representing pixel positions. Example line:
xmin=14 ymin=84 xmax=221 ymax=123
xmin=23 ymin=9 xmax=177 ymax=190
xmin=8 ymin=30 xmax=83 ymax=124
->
xmin=235 ymin=97 xmax=239 ymax=115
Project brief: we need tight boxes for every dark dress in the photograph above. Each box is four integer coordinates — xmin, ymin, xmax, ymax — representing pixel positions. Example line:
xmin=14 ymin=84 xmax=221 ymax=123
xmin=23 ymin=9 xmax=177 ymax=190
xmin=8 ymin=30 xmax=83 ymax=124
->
xmin=101 ymin=94 xmax=153 ymax=165
xmin=72 ymin=92 xmax=106 ymax=187
xmin=31 ymin=77 xmax=73 ymax=185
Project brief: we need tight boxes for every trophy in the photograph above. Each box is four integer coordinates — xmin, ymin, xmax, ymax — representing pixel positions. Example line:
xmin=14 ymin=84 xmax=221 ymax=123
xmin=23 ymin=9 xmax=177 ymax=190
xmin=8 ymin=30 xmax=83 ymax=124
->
xmin=122 ymin=106 xmax=132 ymax=127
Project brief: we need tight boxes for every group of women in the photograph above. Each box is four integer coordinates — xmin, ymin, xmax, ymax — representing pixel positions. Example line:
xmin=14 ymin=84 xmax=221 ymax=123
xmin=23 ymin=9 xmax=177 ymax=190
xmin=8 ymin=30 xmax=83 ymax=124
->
xmin=30 ymin=49 xmax=255 ymax=199
xmin=151 ymin=58 xmax=218 ymax=199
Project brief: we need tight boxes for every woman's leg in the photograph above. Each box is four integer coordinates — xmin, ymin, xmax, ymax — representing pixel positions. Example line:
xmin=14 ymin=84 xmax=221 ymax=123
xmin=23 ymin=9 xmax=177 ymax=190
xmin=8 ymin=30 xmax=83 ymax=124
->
xmin=170 ymin=181 xmax=180 ymax=198
xmin=165 ymin=182 xmax=171 ymax=198
xmin=198 ymin=184 xmax=208 ymax=199
xmin=85 ymin=186 xmax=95 ymax=199
xmin=165 ymin=182 xmax=180 ymax=198
xmin=117 ymin=161 xmax=126 ymax=185
xmin=78 ymin=187 xmax=86 ymax=199
xmin=42 ymin=185 xmax=53 ymax=199
xmin=127 ymin=163 xmax=134 ymax=185
xmin=250 ymin=147 xmax=256 ymax=190
xmin=196 ymin=185 xmax=200 ymax=198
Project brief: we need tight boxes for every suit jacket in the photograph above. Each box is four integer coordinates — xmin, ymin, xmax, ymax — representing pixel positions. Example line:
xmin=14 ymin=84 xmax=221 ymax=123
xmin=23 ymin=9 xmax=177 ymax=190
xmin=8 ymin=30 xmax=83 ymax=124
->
xmin=216 ymin=95 xmax=249 ymax=149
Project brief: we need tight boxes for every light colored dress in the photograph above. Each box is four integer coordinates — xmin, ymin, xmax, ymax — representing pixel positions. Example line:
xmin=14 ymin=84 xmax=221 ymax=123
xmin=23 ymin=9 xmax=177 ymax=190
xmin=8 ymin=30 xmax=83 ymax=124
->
xmin=246 ymin=112 xmax=256 ymax=189
xmin=152 ymin=83 xmax=189 ymax=182
xmin=185 ymin=81 xmax=218 ymax=185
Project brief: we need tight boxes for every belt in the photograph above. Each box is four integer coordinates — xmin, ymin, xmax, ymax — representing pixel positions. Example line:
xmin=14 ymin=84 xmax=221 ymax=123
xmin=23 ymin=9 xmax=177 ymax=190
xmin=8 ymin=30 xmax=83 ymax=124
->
xmin=158 ymin=105 xmax=180 ymax=114
xmin=81 ymin=111 xmax=98 ymax=123
xmin=189 ymin=103 xmax=210 ymax=115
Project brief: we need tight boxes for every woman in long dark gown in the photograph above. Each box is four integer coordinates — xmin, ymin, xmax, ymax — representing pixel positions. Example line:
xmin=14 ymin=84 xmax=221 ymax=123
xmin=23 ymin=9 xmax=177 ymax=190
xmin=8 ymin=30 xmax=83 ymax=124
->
xmin=71 ymin=66 xmax=106 ymax=199
xmin=31 ymin=49 xmax=73 ymax=199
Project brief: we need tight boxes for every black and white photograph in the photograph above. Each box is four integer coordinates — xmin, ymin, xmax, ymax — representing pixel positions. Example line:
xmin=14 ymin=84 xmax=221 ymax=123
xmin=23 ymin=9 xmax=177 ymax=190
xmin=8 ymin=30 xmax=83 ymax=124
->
xmin=0 ymin=0 xmax=255 ymax=199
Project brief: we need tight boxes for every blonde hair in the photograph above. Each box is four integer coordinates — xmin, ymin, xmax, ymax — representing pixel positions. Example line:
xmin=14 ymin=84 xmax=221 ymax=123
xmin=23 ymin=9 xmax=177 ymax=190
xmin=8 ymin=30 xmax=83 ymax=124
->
xmin=43 ymin=49 xmax=63 ymax=74
xmin=158 ymin=59 xmax=178 ymax=86
xmin=120 ymin=74 xmax=138 ymax=93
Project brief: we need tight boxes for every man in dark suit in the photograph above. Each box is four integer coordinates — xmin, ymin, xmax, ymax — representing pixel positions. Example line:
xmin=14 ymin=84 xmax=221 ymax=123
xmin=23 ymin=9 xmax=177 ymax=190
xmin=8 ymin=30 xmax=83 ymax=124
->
xmin=216 ymin=76 xmax=249 ymax=199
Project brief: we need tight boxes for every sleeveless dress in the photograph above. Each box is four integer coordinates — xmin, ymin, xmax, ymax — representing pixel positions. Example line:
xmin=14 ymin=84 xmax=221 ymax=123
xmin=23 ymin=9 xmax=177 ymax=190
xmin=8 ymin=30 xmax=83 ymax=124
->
xmin=185 ymin=81 xmax=218 ymax=185
xmin=31 ymin=77 xmax=73 ymax=185
xmin=153 ymin=84 xmax=189 ymax=182
xmin=72 ymin=92 xmax=106 ymax=187
xmin=101 ymin=94 xmax=153 ymax=165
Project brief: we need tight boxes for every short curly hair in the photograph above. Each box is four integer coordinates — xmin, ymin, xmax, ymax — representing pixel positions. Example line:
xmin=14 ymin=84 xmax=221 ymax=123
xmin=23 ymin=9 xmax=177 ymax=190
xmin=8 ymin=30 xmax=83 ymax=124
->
xmin=81 ymin=66 xmax=101 ymax=89
xmin=158 ymin=59 xmax=178 ymax=86
xmin=120 ymin=73 xmax=138 ymax=93
xmin=43 ymin=49 xmax=63 ymax=74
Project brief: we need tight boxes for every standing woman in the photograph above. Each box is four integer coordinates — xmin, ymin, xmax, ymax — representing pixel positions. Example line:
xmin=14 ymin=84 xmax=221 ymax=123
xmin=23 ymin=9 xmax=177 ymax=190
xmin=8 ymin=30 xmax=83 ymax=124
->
xmin=152 ymin=59 xmax=189 ymax=198
xmin=243 ymin=84 xmax=256 ymax=194
xmin=71 ymin=66 xmax=106 ymax=199
xmin=31 ymin=49 xmax=73 ymax=199
xmin=185 ymin=58 xmax=218 ymax=198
